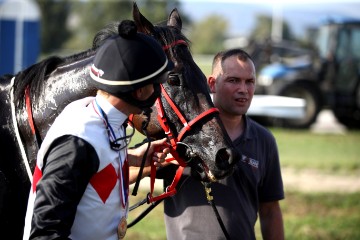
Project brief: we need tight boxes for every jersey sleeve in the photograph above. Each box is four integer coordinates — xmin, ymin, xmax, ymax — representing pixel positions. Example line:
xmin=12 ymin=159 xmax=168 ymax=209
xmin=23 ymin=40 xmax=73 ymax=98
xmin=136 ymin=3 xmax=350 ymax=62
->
xmin=29 ymin=135 xmax=99 ymax=240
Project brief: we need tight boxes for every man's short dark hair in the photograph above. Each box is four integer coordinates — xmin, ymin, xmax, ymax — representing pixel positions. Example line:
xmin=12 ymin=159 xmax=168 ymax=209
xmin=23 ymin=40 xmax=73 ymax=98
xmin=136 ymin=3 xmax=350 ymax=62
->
xmin=212 ymin=48 xmax=253 ymax=72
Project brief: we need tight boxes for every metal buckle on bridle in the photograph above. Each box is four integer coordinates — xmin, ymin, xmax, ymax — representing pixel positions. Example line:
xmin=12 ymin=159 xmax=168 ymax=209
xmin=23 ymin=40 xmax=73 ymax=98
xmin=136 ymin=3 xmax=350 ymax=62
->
xmin=176 ymin=142 xmax=196 ymax=163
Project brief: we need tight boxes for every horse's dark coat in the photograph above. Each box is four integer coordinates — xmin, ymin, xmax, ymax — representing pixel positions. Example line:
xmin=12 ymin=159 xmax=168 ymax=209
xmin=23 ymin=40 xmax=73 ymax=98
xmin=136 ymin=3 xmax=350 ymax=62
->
xmin=0 ymin=4 xmax=235 ymax=239
xmin=0 ymin=75 xmax=31 ymax=239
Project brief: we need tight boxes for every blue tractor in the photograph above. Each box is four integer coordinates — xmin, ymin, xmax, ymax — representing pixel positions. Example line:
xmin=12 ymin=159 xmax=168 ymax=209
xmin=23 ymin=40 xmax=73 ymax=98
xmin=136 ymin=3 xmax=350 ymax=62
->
xmin=256 ymin=18 xmax=360 ymax=128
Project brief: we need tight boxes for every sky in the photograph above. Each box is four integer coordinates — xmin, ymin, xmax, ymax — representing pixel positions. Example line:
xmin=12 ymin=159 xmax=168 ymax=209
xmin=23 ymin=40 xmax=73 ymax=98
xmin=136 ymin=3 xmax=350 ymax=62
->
xmin=179 ymin=0 xmax=360 ymax=37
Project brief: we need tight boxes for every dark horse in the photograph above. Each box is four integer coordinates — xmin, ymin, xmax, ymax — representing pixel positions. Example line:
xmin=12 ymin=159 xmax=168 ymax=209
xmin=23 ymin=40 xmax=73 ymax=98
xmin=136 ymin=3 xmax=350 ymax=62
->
xmin=0 ymin=3 xmax=236 ymax=239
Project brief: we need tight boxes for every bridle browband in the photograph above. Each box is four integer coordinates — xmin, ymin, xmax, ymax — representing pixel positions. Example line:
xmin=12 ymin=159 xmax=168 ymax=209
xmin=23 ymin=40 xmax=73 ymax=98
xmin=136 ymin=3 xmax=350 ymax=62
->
xmin=162 ymin=39 xmax=187 ymax=51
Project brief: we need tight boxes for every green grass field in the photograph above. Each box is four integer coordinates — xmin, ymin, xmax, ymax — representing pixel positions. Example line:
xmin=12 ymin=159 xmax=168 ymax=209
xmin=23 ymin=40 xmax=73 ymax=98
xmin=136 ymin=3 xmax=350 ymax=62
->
xmin=273 ymin=129 xmax=360 ymax=175
xmin=126 ymin=129 xmax=360 ymax=239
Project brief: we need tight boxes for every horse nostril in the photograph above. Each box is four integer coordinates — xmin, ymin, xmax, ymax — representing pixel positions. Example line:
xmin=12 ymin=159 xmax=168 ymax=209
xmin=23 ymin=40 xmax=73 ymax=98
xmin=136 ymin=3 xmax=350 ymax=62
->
xmin=215 ymin=148 xmax=234 ymax=170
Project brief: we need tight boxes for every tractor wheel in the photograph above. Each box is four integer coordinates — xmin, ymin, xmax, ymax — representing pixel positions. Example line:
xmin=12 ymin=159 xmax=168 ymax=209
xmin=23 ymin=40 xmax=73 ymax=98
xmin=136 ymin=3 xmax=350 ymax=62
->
xmin=333 ymin=84 xmax=360 ymax=129
xmin=271 ymin=82 xmax=322 ymax=128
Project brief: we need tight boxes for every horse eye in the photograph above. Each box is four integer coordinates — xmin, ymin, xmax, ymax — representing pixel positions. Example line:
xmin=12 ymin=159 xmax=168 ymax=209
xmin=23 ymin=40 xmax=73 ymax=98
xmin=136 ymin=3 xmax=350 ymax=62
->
xmin=167 ymin=74 xmax=181 ymax=86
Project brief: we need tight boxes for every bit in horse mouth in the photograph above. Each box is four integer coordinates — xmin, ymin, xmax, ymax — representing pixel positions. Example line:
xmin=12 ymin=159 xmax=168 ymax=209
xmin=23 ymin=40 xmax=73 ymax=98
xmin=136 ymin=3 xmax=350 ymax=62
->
xmin=191 ymin=159 xmax=217 ymax=183
xmin=202 ymin=163 xmax=217 ymax=182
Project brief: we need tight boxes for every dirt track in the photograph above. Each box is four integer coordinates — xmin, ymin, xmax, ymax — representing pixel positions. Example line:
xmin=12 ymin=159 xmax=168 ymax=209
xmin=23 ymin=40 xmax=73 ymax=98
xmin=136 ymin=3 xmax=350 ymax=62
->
xmin=282 ymin=167 xmax=360 ymax=193
xmin=287 ymin=110 xmax=360 ymax=193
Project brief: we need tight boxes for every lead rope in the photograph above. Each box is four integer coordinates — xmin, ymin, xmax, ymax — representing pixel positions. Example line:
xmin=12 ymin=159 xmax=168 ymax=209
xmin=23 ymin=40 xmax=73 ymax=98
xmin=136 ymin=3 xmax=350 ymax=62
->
xmin=131 ymin=110 xmax=152 ymax=197
xmin=202 ymin=182 xmax=231 ymax=240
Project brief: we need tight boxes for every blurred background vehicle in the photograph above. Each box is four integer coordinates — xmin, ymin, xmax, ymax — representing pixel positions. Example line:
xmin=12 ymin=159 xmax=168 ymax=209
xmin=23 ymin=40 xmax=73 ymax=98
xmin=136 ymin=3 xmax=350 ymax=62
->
xmin=254 ymin=17 xmax=360 ymax=129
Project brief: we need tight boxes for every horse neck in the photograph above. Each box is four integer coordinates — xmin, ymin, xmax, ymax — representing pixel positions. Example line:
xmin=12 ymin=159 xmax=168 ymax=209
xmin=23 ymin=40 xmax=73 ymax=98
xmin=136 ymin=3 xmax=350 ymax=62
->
xmin=42 ymin=54 xmax=97 ymax=134
xmin=17 ymin=54 xmax=96 ymax=141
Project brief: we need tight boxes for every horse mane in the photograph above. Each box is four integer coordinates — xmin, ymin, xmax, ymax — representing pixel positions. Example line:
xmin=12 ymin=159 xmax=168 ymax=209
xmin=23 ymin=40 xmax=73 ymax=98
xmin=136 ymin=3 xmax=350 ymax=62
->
xmin=13 ymin=56 xmax=64 ymax=106
xmin=92 ymin=21 xmax=120 ymax=48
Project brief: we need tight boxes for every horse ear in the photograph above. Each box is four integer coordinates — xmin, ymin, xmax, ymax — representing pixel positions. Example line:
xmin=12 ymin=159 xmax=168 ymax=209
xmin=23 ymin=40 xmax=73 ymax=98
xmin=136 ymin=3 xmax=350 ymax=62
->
xmin=168 ymin=8 xmax=182 ymax=30
xmin=132 ymin=2 xmax=155 ymax=34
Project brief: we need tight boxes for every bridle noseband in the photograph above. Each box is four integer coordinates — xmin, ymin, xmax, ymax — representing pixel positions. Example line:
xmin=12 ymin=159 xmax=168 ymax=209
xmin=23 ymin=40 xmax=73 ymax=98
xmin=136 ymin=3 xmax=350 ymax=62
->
xmin=155 ymin=84 xmax=219 ymax=167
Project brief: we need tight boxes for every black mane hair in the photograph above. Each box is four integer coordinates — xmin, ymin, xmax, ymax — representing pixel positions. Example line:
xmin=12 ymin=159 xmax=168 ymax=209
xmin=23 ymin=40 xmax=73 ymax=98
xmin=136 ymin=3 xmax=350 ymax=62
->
xmin=12 ymin=48 xmax=97 ymax=108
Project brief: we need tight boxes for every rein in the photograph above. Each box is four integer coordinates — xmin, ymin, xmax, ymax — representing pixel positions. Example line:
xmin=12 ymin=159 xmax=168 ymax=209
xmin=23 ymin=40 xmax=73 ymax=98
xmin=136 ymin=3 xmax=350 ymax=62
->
xmin=12 ymin=83 xmax=42 ymax=183
xmin=25 ymin=86 xmax=36 ymax=136
xmin=203 ymin=182 xmax=231 ymax=240
xmin=10 ymin=78 xmax=33 ymax=182
xmin=25 ymin=85 xmax=42 ymax=148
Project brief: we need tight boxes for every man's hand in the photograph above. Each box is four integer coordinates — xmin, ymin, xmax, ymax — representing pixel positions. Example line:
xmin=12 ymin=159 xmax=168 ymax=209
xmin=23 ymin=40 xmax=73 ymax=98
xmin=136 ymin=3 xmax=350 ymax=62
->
xmin=128 ymin=138 xmax=170 ymax=167
xmin=128 ymin=138 xmax=170 ymax=184
xmin=148 ymin=138 xmax=171 ymax=167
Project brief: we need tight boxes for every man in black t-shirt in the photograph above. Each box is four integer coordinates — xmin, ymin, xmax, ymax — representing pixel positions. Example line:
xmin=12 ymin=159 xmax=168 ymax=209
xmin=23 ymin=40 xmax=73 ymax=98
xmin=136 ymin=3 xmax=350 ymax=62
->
xmin=162 ymin=49 xmax=285 ymax=240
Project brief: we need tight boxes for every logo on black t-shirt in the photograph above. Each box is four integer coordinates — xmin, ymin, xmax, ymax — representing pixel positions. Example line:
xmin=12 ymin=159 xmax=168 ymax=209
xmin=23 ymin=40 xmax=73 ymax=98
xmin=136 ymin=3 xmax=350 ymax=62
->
xmin=241 ymin=155 xmax=259 ymax=169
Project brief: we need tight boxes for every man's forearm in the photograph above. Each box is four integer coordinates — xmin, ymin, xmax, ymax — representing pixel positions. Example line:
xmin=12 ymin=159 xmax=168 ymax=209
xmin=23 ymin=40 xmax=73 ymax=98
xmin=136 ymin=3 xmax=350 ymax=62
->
xmin=260 ymin=201 xmax=284 ymax=240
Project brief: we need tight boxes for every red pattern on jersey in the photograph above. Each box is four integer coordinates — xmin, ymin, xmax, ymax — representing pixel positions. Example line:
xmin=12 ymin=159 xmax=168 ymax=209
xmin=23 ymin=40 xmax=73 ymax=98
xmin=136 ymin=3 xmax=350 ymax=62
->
xmin=90 ymin=164 xmax=117 ymax=203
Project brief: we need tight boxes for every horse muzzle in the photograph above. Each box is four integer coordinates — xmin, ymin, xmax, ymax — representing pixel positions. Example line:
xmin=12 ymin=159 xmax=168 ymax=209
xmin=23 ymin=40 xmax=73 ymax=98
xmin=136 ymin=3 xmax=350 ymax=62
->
xmin=215 ymin=147 xmax=237 ymax=171
xmin=176 ymin=143 xmax=237 ymax=182
xmin=203 ymin=147 xmax=238 ymax=181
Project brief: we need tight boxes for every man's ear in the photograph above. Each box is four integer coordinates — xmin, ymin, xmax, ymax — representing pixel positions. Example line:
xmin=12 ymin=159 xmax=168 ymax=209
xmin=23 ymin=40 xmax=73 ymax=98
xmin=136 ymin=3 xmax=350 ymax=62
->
xmin=208 ymin=76 xmax=216 ymax=93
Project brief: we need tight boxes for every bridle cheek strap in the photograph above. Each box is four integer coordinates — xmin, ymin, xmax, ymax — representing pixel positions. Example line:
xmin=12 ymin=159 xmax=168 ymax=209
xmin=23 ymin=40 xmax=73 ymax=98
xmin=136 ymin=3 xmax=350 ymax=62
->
xmin=148 ymin=84 xmax=219 ymax=204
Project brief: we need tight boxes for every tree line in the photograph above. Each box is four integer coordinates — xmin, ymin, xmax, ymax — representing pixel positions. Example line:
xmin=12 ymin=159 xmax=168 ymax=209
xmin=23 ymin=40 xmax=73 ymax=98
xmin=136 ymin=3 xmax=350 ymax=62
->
xmin=36 ymin=0 xmax=302 ymax=58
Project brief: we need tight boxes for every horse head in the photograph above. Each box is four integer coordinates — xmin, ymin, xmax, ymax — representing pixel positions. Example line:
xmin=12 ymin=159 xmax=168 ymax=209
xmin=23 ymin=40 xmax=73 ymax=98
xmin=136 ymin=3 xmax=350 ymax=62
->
xmin=131 ymin=3 xmax=238 ymax=181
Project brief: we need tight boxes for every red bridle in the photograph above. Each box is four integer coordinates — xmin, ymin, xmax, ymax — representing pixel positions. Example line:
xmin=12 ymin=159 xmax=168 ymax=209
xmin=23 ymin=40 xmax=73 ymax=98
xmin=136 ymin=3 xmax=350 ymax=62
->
xmin=147 ymin=84 xmax=219 ymax=203
xmin=25 ymin=85 xmax=36 ymax=136
xmin=162 ymin=39 xmax=187 ymax=51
